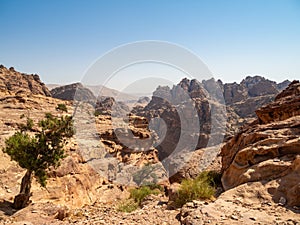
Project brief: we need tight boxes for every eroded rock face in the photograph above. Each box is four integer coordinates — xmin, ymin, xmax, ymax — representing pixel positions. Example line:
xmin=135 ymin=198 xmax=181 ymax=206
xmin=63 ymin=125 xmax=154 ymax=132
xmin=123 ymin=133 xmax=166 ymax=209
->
xmin=221 ymin=81 xmax=300 ymax=206
xmin=256 ymin=80 xmax=300 ymax=124
xmin=222 ymin=76 xmax=290 ymax=119
xmin=95 ymin=96 xmax=129 ymax=116
xmin=138 ymin=78 xmax=223 ymax=162
xmin=133 ymin=78 xmax=226 ymax=183
xmin=0 ymin=65 xmax=51 ymax=96
xmin=0 ymin=91 xmax=104 ymax=210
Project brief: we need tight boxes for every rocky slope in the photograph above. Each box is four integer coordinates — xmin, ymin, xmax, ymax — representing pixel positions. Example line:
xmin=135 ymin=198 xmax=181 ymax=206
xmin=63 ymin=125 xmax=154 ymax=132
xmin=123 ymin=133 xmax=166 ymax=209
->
xmin=0 ymin=91 xmax=104 ymax=208
xmin=221 ymin=80 xmax=300 ymax=207
xmin=0 ymin=65 xmax=51 ymax=96
xmin=0 ymin=88 xmax=130 ymax=224
xmin=0 ymin=66 xmax=298 ymax=224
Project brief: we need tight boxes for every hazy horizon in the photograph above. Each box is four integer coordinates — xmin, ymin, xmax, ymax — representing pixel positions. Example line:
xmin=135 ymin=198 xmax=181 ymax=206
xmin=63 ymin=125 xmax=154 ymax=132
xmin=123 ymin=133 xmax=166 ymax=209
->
xmin=1 ymin=0 xmax=299 ymax=89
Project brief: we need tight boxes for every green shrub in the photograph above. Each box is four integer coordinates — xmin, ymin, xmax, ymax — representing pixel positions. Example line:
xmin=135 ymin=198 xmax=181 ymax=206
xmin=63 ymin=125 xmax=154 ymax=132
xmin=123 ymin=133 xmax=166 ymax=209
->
xmin=129 ymin=186 xmax=160 ymax=205
xmin=117 ymin=199 xmax=139 ymax=213
xmin=94 ymin=110 xmax=101 ymax=117
xmin=142 ymin=182 xmax=164 ymax=192
xmin=19 ymin=114 xmax=34 ymax=131
xmin=56 ymin=103 xmax=68 ymax=112
xmin=118 ymin=185 xmax=161 ymax=212
xmin=173 ymin=171 xmax=218 ymax=208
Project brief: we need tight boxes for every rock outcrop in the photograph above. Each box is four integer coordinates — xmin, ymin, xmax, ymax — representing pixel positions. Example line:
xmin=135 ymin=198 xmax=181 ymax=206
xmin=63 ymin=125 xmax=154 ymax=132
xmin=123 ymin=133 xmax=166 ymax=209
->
xmin=51 ymin=83 xmax=96 ymax=102
xmin=138 ymin=78 xmax=225 ymax=161
xmin=0 ymin=65 xmax=51 ymax=96
xmin=95 ymin=96 xmax=129 ymax=116
xmin=134 ymin=78 xmax=226 ymax=183
xmin=0 ymin=91 xmax=105 ymax=211
xmin=221 ymin=76 xmax=290 ymax=119
xmin=221 ymin=81 xmax=300 ymax=207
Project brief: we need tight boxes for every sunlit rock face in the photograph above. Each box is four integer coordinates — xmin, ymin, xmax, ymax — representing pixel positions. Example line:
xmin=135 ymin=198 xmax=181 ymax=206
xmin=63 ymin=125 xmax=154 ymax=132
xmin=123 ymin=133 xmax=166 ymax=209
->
xmin=221 ymin=81 xmax=300 ymax=207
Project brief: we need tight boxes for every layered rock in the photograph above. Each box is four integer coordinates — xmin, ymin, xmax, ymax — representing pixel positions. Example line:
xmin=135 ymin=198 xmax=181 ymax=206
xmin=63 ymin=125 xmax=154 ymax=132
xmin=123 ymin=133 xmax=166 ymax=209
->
xmin=221 ymin=81 xmax=300 ymax=206
xmin=256 ymin=80 xmax=300 ymax=124
xmin=0 ymin=65 xmax=51 ymax=96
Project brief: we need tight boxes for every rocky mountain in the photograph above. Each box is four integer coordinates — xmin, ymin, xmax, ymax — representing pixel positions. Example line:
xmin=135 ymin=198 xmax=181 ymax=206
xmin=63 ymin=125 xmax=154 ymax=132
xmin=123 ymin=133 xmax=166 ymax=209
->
xmin=0 ymin=65 xmax=51 ymax=96
xmin=49 ymin=82 xmax=142 ymax=107
xmin=0 ymin=65 xmax=299 ymax=224
xmin=46 ymin=83 xmax=61 ymax=90
xmin=136 ymin=76 xmax=289 ymax=160
xmin=50 ymin=82 xmax=96 ymax=102
xmin=95 ymin=96 xmax=129 ymax=116
xmin=221 ymin=80 xmax=300 ymax=206
xmin=132 ymin=78 xmax=227 ymax=185
xmin=86 ymin=85 xmax=138 ymax=102
xmin=137 ymin=96 xmax=150 ymax=104
xmin=220 ymin=76 xmax=290 ymax=119
xmin=138 ymin=79 xmax=213 ymax=161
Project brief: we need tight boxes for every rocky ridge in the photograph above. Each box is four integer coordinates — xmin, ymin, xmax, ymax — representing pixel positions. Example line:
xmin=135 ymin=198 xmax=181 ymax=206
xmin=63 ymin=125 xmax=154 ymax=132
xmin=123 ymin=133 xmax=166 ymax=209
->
xmin=221 ymin=80 xmax=300 ymax=207
xmin=0 ymin=65 xmax=298 ymax=224
xmin=50 ymin=83 xmax=96 ymax=102
xmin=221 ymin=76 xmax=290 ymax=119
xmin=0 ymin=65 xmax=51 ymax=96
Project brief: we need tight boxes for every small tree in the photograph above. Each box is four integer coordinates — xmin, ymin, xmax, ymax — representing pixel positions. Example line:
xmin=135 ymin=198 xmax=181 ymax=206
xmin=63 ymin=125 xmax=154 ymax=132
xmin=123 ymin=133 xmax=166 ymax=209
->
xmin=3 ymin=113 xmax=74 ymax=209
xmin=56 ymin=103 xmax=68 ymax=113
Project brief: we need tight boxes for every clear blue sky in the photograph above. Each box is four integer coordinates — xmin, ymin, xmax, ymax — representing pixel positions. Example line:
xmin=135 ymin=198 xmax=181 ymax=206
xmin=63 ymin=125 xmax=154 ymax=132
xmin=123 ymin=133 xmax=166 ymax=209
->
xmin=0 ymin=0 xmax=299 ymax=89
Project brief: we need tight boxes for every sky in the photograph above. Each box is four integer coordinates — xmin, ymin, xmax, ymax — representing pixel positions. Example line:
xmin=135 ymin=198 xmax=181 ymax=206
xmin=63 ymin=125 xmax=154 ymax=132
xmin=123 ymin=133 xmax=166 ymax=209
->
xmin=0 ymin=0 xmax=299 ymax=91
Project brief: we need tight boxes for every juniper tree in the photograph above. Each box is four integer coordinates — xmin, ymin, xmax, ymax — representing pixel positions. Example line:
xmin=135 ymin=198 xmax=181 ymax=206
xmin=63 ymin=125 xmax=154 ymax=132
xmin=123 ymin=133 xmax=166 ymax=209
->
xmin=3 ymin=113 xmax=74 ymax=209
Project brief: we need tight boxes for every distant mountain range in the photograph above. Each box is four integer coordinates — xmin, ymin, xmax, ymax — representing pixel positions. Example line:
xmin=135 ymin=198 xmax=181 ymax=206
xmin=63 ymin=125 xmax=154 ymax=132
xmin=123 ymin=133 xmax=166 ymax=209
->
xmin=47 ymin=83 xmax=139 ymax=102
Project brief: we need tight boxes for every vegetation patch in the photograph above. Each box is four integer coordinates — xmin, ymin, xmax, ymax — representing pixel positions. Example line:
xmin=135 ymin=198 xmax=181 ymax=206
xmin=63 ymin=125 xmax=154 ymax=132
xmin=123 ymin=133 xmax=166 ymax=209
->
xmin=117 ymin=199 xmax=139 ymax=213
xmin=173 ymin=171 xmax=220 ymax=208
xmin=118 ymin=184 xmax=162 ymax=213
xmin=3 ymin=113 xmax=74 ymax=209
xmin=56 ymin=103 xmax=68 ymax=112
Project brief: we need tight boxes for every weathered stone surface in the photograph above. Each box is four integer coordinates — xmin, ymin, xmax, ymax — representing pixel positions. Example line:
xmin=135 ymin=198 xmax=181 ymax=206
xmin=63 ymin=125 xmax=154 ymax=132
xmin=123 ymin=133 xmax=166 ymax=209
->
xmin=178 ymin=185 xmax=300 ymax=225
xmin=256 ymin=80 xmax=300 ymax=124
xmin=222 ymin=76 xmax=290 ymax=119
xmin=95 ymin=96 xmax=129 ymax=116
xmin=138 ymin=78 xmax=225 ymax=162
xmin=0 ymin=65 xmax=51 ymax=96
xmin=0 ymin=92 xmax=103 ymax=210
xmin=221 ymin=81 xmax=300 ymax=207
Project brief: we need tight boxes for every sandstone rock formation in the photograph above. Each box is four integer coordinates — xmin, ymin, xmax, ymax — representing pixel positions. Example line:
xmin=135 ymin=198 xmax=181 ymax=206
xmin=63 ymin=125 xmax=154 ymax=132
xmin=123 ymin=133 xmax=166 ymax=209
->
xmin=0 ymin=65 xmax=299 ymax=224
xmin=0 ymin=92 xmax=105 ymax=211
xmin=138 ymin=78 xmax=225 ymax=161
xmin=51 ymin=83 xmax=96 ymax=102
xmin=221 ymin=80 xmax=300 ymax=207
xmin=0 ymin=65 xmax=51 ymax=96
xmin=220 ymin=76 xmax=290 ymax=119
xmin=133 ymin=78 xmax=226 ymax=183
xmin=95 ymin=96 xmax=129 ymax=116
